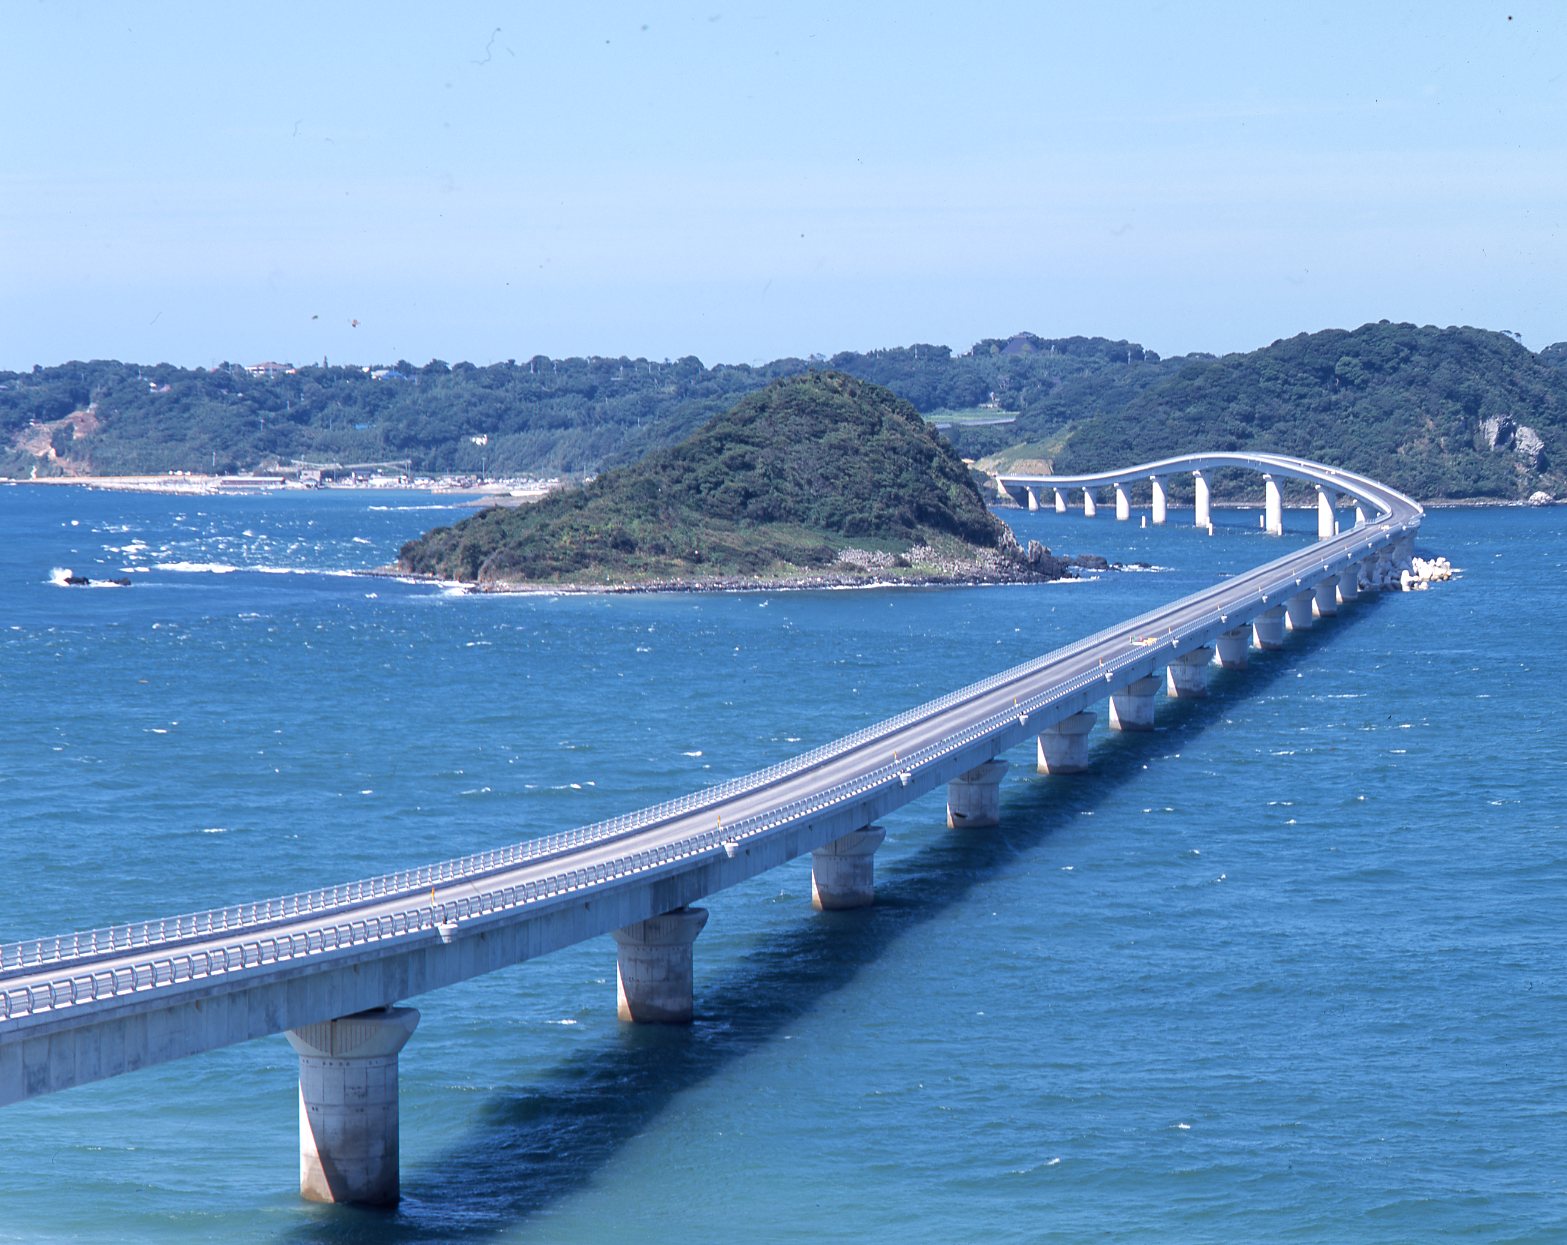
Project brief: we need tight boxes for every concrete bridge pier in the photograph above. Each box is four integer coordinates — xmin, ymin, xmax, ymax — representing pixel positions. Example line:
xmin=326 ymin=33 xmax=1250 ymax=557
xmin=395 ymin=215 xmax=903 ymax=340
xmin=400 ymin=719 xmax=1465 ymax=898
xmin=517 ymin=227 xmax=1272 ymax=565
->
xmin=1285 ymin=590 xmax=1315 ymax=631
xmin=1215 ymin=627 xmax=1250 ymax=670
xmin=1114 ymin=483 xmax=1130 ymax=521
xmin=1337 ymin=567 xmax=1360 ymax=604
xmin=1109 ymin=675 xmax=1161 ymax=731
xmin=1151 ymin=477 xmax=1167 ymax=524
xmin=1025 ymin=487 xmax=1040 ymax=512
xmin=1053 ymin=488 xmax=1067 ymax=513
xmin=1354 ymin=503 xmax=1369 ymax=527
xmin=1083 ymin=489 xmax=1097 ymax=518
xmin=811 ymin=826 xmax=886 ymax=910
xmin=947 ymin=759 xmax=1010 ymax=828
xmin=613 ymin=907 xmax=709 ymax=1024
xmin=1036 ymin=712 xmax=1096 ymax=774
xmin=1264 ymin=475 xmax=1284 ymax=536
xmin=1317 ymin=487 xmax=1336 ymax=539
xmin=1253 ymin=606 xmax=1286 ymax=650
xmin=1193 ymin=470 xmax=1211 ymax=528
xmin=285 ymin=1005 xmax=421 ymax=1207
xmin=1312 ymin=578 xmax=1338 ymax=618
xmin=1166 ymin=648 xmax=1214 ymax=698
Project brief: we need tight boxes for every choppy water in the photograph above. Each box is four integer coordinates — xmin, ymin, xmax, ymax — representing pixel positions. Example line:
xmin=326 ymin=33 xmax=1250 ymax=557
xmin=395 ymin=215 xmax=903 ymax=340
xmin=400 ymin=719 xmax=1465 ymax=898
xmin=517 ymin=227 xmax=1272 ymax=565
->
xmin=0 ymin=485 xmax=1561 ymax=1243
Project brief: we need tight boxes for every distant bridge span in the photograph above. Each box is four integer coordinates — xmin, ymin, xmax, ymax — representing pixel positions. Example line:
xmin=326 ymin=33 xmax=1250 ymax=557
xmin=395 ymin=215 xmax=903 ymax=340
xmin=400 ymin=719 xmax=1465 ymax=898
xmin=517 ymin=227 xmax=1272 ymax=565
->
xmin=0 ymin=454 xmax=1424 ymax=1205
xmin=994 ymin=450 xmax=1400 ymax=539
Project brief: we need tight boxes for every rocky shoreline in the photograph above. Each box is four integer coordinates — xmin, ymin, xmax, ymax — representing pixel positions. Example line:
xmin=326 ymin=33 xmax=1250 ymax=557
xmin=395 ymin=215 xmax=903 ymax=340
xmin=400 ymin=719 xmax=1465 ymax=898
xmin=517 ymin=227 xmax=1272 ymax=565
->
xmin=374 ymin=539 xmax=1121 ymax=597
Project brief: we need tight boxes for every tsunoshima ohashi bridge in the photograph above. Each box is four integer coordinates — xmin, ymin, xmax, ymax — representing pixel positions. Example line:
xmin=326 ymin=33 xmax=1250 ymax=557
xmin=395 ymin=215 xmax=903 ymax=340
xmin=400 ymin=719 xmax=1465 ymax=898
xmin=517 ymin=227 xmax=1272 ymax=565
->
xmin=1 ymin=453 xmax=1428 ymax=1206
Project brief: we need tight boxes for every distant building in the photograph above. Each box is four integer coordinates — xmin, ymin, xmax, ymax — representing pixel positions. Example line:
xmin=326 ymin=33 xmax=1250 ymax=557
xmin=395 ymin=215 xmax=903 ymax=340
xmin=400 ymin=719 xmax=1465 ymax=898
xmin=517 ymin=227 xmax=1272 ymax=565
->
xmin=245 ymin=361 xmax=295 ymax=379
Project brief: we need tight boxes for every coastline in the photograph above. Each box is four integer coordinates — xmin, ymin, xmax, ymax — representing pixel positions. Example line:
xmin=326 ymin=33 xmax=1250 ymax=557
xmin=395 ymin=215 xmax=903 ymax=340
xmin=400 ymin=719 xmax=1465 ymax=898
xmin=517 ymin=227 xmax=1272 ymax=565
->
xmin=374 ymin=561 xmax=1124 ymax=597
xmin=1 ymin=474 xmax=527 ymax=498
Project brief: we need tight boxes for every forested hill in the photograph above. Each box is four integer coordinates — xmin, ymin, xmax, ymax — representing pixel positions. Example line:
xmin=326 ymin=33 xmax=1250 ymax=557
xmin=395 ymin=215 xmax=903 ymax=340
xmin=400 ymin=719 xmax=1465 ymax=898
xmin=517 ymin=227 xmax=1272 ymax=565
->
xmin=397 ymin=372 xmax=1030 ymax=586
xmin=0 ymin=336 xmax=1153 ymax=480
xmin=1049 ymin=323 xmax=1567 ymax=500
xmin=6 ymin=324 xmax=1566 ymax=501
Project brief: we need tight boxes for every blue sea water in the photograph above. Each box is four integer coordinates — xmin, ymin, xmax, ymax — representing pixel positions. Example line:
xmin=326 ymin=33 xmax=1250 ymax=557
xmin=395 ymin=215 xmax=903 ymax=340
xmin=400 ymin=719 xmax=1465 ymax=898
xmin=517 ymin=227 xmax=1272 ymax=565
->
xmin=0 ymin=484 xmax=1562 ymax=1243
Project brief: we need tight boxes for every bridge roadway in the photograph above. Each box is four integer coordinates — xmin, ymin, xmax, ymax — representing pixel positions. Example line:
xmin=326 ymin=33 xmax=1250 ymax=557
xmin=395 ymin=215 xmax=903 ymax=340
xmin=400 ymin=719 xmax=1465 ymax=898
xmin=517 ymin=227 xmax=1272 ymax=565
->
xmin=0 ymin=452 xmax=1424 ymax=1203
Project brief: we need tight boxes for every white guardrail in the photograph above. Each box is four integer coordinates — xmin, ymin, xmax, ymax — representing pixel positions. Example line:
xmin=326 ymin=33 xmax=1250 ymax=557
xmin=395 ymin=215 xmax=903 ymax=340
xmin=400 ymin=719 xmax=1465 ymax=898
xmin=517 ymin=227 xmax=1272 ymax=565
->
xmin=0 ymin=455 xmax=1422 ymax=1023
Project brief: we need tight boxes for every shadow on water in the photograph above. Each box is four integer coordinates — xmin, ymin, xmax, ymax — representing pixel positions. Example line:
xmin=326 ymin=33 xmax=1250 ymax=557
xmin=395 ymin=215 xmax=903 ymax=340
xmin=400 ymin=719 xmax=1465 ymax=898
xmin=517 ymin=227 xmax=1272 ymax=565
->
xmin=282 ymin=605 xmax=1382 ymax=1243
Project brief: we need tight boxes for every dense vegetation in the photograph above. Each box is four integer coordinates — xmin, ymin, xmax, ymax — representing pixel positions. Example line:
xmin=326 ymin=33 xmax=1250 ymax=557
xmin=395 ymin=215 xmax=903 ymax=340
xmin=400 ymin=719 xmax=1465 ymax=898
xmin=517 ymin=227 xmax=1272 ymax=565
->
xmin=0 ymin=335 xmax=1157 ymax=480
xmin=1054 ymin=323 xmax=1567 ymax=500
xmin=397 ymin=372 xmax=1015 ymax=584
xmin=5 ymin=324 xmax=1565 ymax=501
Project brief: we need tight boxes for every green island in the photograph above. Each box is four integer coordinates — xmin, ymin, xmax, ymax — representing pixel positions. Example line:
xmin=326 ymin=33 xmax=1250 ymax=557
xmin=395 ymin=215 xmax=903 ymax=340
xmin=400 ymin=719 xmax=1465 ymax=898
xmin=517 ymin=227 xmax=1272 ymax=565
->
xmin=395 ymin=372 xmax=1093 ymax=590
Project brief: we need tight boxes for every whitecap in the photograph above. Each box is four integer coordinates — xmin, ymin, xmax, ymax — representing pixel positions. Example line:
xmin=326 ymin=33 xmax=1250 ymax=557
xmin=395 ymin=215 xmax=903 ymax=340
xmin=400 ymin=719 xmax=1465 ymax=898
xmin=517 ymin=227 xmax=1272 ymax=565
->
xmin=682 ymin=750 xmax=703 ymax=757
xmin=155 ymin=561 xmax=238 ymax=574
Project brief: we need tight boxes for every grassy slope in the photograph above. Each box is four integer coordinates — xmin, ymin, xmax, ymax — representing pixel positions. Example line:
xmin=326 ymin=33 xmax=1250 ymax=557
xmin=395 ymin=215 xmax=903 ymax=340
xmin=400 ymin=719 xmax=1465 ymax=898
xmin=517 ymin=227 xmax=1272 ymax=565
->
xmin=398 ymin=372 xmax=1015 ymax=584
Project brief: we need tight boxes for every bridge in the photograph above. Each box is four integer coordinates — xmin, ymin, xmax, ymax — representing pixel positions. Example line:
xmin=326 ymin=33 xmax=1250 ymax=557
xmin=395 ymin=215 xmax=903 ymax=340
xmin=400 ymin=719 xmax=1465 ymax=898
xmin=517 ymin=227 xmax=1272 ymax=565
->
xmin=0 ymin=453 xmax=1424 ymax=1205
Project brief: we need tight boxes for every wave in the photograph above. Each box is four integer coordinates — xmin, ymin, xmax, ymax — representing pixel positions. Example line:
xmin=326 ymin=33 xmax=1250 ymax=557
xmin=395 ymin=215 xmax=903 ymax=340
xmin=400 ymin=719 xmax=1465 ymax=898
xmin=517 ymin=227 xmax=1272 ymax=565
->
xmin=367 ymin=504 xmax=461 ymax=512
xmin=154 ymin=561 xmax=238 ymax=574
xmin=153 ymin=561 xmax=358 ymax=578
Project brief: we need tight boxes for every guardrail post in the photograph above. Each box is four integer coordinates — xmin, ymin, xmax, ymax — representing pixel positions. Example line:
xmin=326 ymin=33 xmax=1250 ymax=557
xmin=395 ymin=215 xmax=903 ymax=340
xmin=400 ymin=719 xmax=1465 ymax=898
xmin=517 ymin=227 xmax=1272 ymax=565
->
xmin=612 ymin=907 xmax=709 ymax=1024
xmin=284 ymin=1005 xmax=420 ymax=1206
xmin=811 ymin=826 xmax=886 ymax=910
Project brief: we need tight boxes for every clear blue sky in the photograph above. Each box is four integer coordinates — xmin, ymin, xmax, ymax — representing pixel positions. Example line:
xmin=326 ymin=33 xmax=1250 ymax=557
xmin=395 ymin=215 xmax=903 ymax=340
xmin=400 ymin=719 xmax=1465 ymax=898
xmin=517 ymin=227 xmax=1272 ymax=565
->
xmin=3 ymin=2 xmax=1562 ymax=370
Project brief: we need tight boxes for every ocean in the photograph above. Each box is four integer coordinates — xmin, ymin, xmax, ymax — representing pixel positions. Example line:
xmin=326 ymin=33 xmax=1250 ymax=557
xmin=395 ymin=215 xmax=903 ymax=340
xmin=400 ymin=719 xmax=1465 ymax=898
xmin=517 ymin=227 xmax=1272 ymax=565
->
xmin=0 ymin=485 xmax=1561 ymax=1243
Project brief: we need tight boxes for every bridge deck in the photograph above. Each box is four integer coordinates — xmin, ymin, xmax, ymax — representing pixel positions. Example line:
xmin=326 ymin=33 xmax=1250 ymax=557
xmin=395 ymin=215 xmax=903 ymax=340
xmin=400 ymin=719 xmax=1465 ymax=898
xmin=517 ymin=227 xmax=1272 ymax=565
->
xmin=0 ymin=453 xmax=1423 ymax=1107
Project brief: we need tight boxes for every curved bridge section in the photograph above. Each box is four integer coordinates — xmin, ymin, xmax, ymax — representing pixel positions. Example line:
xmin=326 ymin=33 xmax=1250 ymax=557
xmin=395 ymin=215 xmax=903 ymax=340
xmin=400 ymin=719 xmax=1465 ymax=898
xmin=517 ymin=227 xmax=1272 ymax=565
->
xmin=997 ymin=450 xmax=1420 ymax=560
xmin=0 ymin=454 xmax=1424 ymax=1205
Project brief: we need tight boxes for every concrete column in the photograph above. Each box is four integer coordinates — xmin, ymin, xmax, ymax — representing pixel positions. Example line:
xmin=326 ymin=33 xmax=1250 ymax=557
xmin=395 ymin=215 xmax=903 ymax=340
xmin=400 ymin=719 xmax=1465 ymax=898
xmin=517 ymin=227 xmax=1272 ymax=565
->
xmin=1193 ymin=471 xmax=1211 ymax=529
xmin=1312 ymin=578 xmax=1338 ymax=618
xmin=1083 ymin=489 xmax=1097 ymax=518
xmin=810 ymin=826 xmax=886 ymax=911
xmin=947 ymin=759 xmax=1010 ymax=828
xmin=1215 ymin=627 xmax=1250 ymax=670
xmin=1354 ymin=503 xmax=1368 ymax=527
xmin=1053 ymin=488 xmax=1067 ymax=513
xmin=1036 ymin=711 xmax=1096 ymax=774
xmin=1114 ymin=483 xmax=1130 ymax=521
xmin=1109 ymin=675 xmax=1161 ymax=731
xmin=1252 ymin=606 xmax=1286 ymax=650
xmin=1166 ymin=648 xmax=1214 ymax=699
xmin=1025 ymin=486 xmax=1040 ymax=512
xmin=1337 ymin=567 xmax=1360 ymax=604
xmin=1316 ymin=487 xmax=1336 ymax=540
xmin=613 ymin=907 xmax=709 ymax=1024
xmin=1285 ymin=590 xmax=1314 ymax=631
xmin=285 ymin=1005 xmax=420 ymax=1207
xmin=1264 ymin=475 xmax=1283 ymax=536
xmin=1151 ymin=477 xmax=1167 ymax=524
